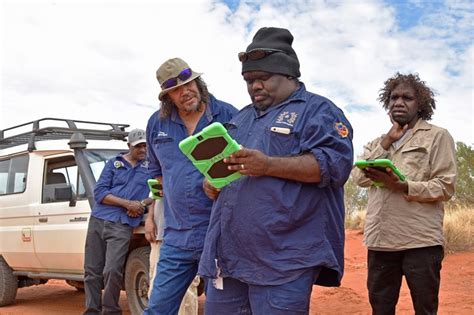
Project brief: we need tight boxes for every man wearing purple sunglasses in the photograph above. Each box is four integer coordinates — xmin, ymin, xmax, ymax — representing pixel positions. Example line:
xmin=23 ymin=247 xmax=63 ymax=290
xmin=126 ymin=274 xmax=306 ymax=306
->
xmin=144 ymin=58 xmax=238 ymax=314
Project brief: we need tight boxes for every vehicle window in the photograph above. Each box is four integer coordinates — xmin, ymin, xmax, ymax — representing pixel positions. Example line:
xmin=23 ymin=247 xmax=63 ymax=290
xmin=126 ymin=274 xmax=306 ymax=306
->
xmin=0 ymin=155 xmax=29 ymax=195
xmin=66 ymin=165 xmax=86 ymax=198
xmin=43 ymin=156 xmax=80 ymax=203
xmin=0 ymin=159 xmax=9 ymax=195
xmin=0 ymin=160 xmax=10 ymax=195
xmin=41 ymin=150 xmax=123 ymax=203
xmin=91 ymin=162 xmax=106 ymax=182
xmin=85 ymin=149 xmax=126 ymax=181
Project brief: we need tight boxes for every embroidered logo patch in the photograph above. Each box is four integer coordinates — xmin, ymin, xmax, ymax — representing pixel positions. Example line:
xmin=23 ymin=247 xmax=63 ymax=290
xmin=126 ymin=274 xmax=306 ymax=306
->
xmin=276 ymin=111 xmax=298 ymax=126
xmin=334 ymin=122 xmax=349 ymax=138
xmin=114 ymin=161 xmax=124 ymax=169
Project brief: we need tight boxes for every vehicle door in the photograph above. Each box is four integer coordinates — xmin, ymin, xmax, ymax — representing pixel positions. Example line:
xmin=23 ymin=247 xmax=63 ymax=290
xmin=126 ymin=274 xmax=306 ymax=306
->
xmin=33 ymin=150 xmax=120 ymax=273
xmin=0 ymin=154 xmax=43 ymax=269
xmin=33 ymin=154 xmax=91 ymax=273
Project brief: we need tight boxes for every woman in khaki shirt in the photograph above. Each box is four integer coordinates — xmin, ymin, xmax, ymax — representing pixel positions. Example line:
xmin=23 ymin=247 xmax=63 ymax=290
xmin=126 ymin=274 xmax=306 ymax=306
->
xmin=352 ymin=73 xmax=457 ymax=315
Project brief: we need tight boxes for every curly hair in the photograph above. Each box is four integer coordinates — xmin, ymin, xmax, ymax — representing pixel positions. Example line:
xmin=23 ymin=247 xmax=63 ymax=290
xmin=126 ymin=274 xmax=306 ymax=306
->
xmin=377 ymin=72 xmax=436 ymax=121
xmin=159 ymin=77 xmax=211 ymax=119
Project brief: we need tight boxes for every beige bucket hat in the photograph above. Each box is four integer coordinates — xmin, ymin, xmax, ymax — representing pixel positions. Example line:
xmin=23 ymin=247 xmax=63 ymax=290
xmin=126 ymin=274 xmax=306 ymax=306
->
xmin=156 ymin=58 xmax=202 ymax=100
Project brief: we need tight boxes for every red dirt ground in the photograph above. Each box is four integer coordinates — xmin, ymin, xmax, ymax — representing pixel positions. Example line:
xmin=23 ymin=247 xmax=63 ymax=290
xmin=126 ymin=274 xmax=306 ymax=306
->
xmin=1 ymin=230 xmax=473 ymax=314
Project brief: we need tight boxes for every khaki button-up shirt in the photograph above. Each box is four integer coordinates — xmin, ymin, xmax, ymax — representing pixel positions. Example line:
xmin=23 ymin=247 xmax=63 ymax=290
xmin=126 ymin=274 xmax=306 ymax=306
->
xmin=352 ymin=119 xmax=457 ymax=250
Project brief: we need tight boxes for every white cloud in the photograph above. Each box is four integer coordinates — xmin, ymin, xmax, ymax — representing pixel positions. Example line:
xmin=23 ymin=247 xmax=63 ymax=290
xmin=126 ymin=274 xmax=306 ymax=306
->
xmin=1 ymin=0 xmax=472 ymax=156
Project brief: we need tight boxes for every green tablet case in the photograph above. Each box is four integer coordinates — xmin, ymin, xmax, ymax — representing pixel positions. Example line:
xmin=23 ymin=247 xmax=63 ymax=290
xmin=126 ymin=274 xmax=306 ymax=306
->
xmin=147 ymin=179 xmax=162 ymax=200
xmin=178 ymin=122 xmax=242 ymax=188
xmin=355 ymin=158 xmax=406 ymax=187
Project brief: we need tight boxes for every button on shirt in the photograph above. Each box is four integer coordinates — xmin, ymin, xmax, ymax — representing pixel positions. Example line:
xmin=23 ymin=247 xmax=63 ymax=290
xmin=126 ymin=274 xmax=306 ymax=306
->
xmin=92 ymin=154 xmax=151 ymax=228
xmin=146 ymin=95 xmax=237 ymax=250
xmin=198 ymin=84 xmax=354 ymax=287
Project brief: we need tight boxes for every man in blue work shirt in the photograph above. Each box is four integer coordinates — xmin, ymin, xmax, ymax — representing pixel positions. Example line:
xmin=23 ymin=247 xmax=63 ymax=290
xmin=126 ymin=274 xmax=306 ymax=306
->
xmin=144 ymin=57 xmax=237 ymax=314
xmin=83 ymin=128 xmax=153 ymax=315
xmin=199 ymin=27 xmax=354 ymax=314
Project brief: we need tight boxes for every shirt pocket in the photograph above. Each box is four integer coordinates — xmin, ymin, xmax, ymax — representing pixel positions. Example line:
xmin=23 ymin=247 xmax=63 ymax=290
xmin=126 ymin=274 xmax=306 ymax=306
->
xmin=225 ymin=122 xmax=247 ymax=147
xmin=400 ymin=145 xmax=429 ymax=181
xmin=263 ymin=127 xmax=299 ymax=156
xmin=152 ymin=136 xmax=175 ymax=170
xmin=112 ymin=168 xmax=129 ymax=186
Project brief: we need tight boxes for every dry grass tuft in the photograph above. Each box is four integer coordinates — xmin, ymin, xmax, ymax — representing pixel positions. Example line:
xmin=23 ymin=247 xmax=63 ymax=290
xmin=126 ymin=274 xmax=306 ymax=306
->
xmin=345 ymin=208 xmax=366 ymax=231
xmin=443 ymin=206 xmax=474 ymax=253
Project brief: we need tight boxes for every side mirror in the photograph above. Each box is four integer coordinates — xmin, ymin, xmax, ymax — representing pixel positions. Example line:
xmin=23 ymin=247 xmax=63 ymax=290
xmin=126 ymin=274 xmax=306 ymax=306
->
xmin=54 ymin=186 xmax=76 ymax=206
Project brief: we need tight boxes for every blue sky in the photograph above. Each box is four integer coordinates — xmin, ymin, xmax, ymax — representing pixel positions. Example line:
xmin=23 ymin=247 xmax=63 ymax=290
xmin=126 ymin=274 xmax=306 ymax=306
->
xmin=388 ymin=0 xmax=437 ymax=30
xmin=1 ymin=0 xmax=472 ymax=155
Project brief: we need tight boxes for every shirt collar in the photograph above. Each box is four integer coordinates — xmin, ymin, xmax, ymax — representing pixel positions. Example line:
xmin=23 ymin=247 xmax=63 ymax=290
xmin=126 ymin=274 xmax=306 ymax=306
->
xmin=116 ymin=153 xmax=145 ymax=167
xmin=412 ymin=118 xmax=431 ymax=131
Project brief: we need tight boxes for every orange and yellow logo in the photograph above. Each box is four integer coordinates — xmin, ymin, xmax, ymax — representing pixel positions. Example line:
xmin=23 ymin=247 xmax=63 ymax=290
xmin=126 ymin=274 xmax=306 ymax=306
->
xmin=334 ymin=122 xmax=349 ymax=138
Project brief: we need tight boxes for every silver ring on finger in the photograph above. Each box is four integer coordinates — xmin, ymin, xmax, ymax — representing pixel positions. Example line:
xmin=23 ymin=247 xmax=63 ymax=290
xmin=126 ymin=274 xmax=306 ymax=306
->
xmin=241 ymin=164 xmax=245 ymax=170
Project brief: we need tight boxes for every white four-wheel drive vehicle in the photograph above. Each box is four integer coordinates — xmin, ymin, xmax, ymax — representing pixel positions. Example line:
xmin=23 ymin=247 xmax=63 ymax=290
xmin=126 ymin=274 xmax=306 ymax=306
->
xmin=0 ymin=118 xmax=150 ymax=314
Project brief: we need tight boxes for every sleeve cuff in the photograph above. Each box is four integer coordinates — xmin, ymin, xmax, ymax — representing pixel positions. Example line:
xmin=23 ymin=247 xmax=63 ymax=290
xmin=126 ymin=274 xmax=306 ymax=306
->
xmin=148 ymin=169 xmax=163 ymax=179
xmin=405 ymin=180 xmax=422 ymax=201
xmin=312 ymin=148 xmax=330 ymax=188
xmin=95 ymin=190 xmax=111 ymax=204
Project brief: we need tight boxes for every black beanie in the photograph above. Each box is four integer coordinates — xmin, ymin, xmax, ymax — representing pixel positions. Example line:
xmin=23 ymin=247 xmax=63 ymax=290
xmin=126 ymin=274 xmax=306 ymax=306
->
xmin=241 ymin=27 xmax=301 ymax=78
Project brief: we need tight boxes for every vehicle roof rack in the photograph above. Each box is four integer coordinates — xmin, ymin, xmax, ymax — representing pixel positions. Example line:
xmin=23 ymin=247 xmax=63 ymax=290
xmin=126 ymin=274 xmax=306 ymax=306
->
xmin=0 ymin=118 xmax=130 ymax=151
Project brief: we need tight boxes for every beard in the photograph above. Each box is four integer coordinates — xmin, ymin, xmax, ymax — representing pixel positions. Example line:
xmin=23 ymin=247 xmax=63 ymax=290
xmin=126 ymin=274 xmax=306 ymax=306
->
xmin=252 ymin=95 xmax=272 ymax=111
xmin=180 ymin=93 xmax=202 ymax=113
xmin=183 ymin=100 xmax=203 ymax=113
xmin=253 ymin=102 xmax=272 ymax=111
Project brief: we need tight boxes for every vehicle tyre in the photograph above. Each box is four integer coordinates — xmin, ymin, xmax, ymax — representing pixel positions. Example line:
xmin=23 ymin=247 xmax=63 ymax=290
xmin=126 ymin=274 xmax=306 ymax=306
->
xmin=125 ymin=246 xmax=150 ymax=315
xmin=0 ymin=256 xmax=18 ymax=306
